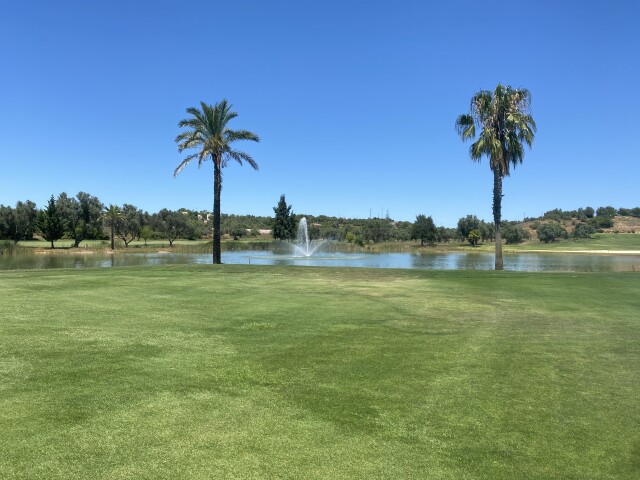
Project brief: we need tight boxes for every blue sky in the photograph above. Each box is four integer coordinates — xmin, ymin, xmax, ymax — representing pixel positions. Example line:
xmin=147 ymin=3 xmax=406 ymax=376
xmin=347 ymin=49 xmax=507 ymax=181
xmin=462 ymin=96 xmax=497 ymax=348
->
xmin=1 ymin=0 xmax=639 ymax=227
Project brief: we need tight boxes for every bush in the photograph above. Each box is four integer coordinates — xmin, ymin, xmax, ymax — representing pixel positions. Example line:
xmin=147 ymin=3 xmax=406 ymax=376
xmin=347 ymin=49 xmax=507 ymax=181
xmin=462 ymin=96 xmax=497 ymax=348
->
xmin=536 ymin=223 xmax=567 ymax=243
xmin=0 ymin=240 xmax=16 ymax=254
xmin=229 ymin=225 xmax=247 ymax=240
xmin=589 ymin=216 xmax=613 ymax=229
xmin=502 ymin=224 xmax=529 ymax=244
xmin=457 ymin=215 xmax=481 ymax=240
xmin=596 ymin=206 xmax=617 ymax=218
xmin=618 ymin=208 xmax=632 ymax=216
xmin=572 ymin=222 xmax=596 ymax=239
xmin=467 ymin=229 xmax=481 ymax=246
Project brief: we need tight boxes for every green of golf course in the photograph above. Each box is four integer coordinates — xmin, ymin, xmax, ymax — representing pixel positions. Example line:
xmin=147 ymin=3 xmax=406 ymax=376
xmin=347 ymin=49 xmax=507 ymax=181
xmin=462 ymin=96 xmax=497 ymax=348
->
xmin=1 ymin=265 xmax=639 ymax=478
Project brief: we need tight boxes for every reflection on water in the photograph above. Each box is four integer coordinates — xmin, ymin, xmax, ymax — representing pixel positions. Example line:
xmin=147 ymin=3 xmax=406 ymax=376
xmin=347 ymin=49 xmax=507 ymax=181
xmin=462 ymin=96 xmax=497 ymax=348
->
xmin=0 ymin=250 xmax=638 ymax=272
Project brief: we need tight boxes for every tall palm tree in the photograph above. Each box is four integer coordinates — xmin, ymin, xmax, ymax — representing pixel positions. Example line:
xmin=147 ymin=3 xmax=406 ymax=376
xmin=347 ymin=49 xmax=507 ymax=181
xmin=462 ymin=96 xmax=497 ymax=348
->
xmin=174 ymin=100 xmax=260 ymax=264
xmin=102 ymin=204 xmax=122 ymax=250
xmin=455 ymin=84 xmax=536 ymax=270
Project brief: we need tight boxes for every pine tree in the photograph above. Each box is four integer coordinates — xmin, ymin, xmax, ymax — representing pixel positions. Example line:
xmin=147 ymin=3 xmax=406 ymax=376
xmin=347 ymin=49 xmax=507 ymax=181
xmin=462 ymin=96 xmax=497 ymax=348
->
xmin=272 ymin=195 xmax=296 ymax=241
xmin=36 ymin=195 xmax=66 ymax=249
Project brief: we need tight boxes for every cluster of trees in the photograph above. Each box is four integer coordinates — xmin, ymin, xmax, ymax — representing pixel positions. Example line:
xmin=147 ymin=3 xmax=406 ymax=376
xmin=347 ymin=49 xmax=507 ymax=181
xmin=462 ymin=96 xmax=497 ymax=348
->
xmin=456 ymin=215 xmax=495 ymax=245
xmin=531 ymin=221 xmax=597 ymax=244
xmin=540 ymin=206 xmax=640 ymax=222
xmin=270 ymin=194 xmax=438 ymax=246
xmin=450 ymin=215 xmax=526 ymax=246
xmin=270 ymin=197 xmax=496 ymax=247
xmin=0 ymin=200 xmax=38 ymax=242
xmin=1 ymin=193 xmax=110 ymax=246
xmin=537 ymin=205 xmax=640 ymax=231
xmin=1 ymin=191 xmax=445 ymax=248
xmin=523 ymin=204 xmax=640 ymax=243
xmin=0 ymin=192 xmax=439 ymax=248
xmin=0 ymin=193 xmax=211 ymax=248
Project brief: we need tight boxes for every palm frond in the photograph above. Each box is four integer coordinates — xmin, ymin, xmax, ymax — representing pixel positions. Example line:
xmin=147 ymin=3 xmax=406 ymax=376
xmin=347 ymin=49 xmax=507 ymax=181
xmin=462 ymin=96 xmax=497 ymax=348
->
xmin=173 ymin=153 xmax=198 ymax=177
xmin=227 ymin=150 xmax=259 ymax=170
xmin=226 ymin=129 xmax=260 ymax=143
xmin=455 ymin=114 xmax=475 ymax=140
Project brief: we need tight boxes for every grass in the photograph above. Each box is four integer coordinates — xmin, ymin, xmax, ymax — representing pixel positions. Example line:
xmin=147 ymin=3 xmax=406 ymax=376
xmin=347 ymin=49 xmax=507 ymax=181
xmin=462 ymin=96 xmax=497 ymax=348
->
xmin=512 ymin=232 xmax=640 ymax=251
xmin=449 ymin=233 xmax=640 ymax=254
xmin=16 ymin=238 xmax=273 ymax=252
xmin=1 ymin=265 xmax=639 ymax=478
xmin=16 ymin=239 xmax=211 ymax=249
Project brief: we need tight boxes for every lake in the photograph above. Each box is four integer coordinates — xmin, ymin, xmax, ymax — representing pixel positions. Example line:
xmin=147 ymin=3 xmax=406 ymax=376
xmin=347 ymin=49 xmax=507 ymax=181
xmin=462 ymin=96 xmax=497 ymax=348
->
xmin=1 ymin=250 xmax=638 ymax=272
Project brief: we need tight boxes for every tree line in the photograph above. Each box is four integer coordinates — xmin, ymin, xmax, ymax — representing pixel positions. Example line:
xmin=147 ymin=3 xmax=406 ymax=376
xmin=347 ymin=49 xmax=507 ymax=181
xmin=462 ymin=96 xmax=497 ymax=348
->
xmin=0 ymin=191 xmax=454 ymax=248
xmin=0 ymin=193 xmax=211 ymax=248
xmin=1 ymin=192 xmax=637 ymax=248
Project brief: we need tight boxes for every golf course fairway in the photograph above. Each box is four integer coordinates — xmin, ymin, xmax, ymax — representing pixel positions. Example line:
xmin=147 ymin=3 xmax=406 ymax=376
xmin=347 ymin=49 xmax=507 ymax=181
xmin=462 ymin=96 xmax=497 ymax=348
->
xmin=1 ymin=265 xmax=638 ymax=479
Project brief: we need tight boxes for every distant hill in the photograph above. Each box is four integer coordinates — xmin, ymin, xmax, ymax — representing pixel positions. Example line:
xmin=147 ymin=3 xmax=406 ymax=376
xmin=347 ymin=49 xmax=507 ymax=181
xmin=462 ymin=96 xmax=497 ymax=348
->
xmin=520 ymin=215 xmax=639 ymax=237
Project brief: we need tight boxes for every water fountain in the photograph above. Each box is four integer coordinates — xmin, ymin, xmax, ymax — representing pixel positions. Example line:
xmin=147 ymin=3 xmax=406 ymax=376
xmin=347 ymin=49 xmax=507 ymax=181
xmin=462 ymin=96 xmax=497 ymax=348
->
xmin=292 ymin=217 xmax=325 ymax=257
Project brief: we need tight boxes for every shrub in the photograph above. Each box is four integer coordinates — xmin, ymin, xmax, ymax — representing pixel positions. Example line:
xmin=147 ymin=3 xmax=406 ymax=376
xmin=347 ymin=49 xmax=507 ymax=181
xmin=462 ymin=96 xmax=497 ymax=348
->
xmin=467 ymin=229 xmax=481 ymax=246
xmin=618 ymin=208 xmax=632 ymax=216
xmin=536 ymin=223 xmax=567 ymax=243
xmin=589 ymin=216 xmax=613 ymax=229
xmin=0 ymin=240 xmax=15 ymax=254
xmin=596 ymin=206 xmax=617 ymax=217
xmin=502 ymin=224 xmax=529 ymax=244
xmin=572 ymin=222 xmax=596 ymax=239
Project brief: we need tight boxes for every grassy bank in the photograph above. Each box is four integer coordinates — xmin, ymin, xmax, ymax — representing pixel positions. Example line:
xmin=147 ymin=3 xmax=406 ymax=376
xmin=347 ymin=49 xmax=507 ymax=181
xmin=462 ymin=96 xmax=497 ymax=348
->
xmin=502 ymin=232 xmax=640 ymax=252
xmin=11 ymin=232 xmax=640 ymax=256
xmin=1 ymin=265 xmax=639 ymax=478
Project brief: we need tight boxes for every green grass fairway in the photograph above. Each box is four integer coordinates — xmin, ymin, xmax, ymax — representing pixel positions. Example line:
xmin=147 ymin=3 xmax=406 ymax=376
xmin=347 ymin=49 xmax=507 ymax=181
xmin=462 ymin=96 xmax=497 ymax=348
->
xmin=1 ymin=266 xmax=639 ymax=479
xmin=457 ymin=233 xmax=640 ymax=253
xmin=510 ymin=233 xmax=640 ymax=252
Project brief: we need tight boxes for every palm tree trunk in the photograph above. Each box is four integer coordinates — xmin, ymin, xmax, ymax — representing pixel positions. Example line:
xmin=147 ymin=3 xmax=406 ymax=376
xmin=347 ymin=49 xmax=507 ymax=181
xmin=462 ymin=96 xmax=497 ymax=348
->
xmin=213 ymin=160 xmax=222 ymax=264
xmin=110 ymin=224 xmax=115 ymax=250
xmin=493 ymin=169 xmax=504 ymax=270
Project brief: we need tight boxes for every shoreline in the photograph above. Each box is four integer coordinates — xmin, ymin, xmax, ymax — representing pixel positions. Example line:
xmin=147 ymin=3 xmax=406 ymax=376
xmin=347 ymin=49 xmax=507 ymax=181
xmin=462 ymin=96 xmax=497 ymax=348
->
xmin=23 ymin=246 xmax=640 ymax=256
xmin=511 ymin=249 xmax=640 ymax=255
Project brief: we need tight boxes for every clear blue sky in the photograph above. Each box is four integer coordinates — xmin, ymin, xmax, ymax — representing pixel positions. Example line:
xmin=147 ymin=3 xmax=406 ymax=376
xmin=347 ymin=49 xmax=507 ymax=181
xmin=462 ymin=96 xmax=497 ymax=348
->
xmin=1 ymin=0 xmax=639 ymax=227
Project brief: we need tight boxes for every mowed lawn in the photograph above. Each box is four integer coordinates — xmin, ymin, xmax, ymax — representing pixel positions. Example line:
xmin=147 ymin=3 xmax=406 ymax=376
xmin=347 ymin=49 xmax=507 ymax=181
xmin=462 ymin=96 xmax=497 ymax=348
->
xmin=0 ymin=265 xmax=639 ymax=479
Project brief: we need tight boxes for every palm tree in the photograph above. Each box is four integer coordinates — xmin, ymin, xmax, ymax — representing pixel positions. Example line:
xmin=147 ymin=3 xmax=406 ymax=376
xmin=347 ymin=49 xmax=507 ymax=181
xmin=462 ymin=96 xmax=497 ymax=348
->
xmin=174 ymin=100 xmax=259 ymax=264
xmin=102 ymin=204 xmax=122 ymax=250
xmin=455 ymin=84 xmax=536 ymax=270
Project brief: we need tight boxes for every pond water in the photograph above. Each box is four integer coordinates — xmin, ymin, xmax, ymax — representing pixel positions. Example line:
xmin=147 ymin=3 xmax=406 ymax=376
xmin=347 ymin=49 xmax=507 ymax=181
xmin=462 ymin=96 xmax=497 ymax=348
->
xmin=0 ymin=250 xmax=638 ymax=272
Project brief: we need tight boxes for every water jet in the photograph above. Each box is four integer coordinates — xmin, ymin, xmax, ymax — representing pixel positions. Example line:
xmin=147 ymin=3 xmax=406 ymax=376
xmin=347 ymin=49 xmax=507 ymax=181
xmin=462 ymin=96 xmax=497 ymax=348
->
xmin=292 ymin=218 xmax=325 ymax=257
